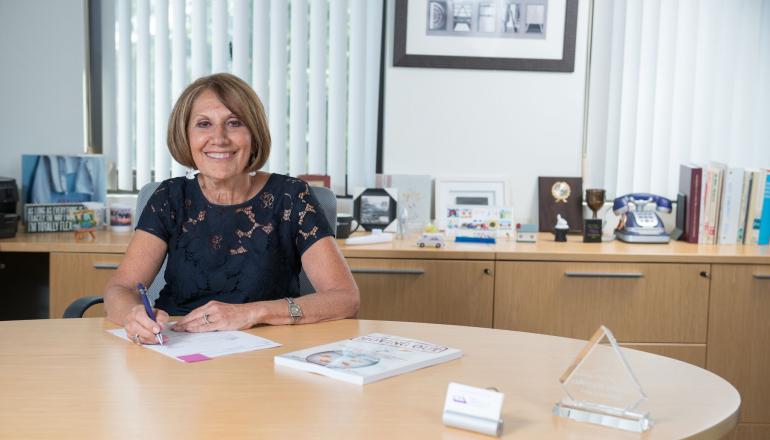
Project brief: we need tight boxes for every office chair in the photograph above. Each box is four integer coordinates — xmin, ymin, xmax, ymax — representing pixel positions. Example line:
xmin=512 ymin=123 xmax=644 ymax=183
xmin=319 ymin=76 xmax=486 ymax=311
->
xmin=63 ymin=181 xmax=336 ymax=318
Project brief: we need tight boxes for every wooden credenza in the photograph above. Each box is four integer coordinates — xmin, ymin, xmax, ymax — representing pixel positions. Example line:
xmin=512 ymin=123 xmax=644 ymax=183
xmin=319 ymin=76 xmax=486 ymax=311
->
xmin=1 ymin=230 xmax=769 ymax=439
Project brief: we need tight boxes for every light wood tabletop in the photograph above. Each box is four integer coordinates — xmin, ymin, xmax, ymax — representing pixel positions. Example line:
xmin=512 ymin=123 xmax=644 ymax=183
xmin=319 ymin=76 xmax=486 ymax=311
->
xmin=2 ymin=229 xmax=768 ymax=263
xmin=0 ymin=318 xmax=739 ymax=439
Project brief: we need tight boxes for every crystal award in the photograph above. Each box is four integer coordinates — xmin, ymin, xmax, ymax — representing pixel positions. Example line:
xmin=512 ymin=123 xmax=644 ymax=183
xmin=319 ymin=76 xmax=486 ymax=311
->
xmin=553 ymin=325 xmax=652 ymax=433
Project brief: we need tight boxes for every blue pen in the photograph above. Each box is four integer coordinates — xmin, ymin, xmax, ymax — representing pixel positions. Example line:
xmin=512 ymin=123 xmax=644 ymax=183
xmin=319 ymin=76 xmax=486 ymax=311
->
xmin=137 ymin=283 xmax=164 ymax=346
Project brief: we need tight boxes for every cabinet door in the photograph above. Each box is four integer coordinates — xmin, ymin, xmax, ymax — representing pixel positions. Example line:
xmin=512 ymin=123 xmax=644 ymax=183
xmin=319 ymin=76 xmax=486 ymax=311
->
xmin=494 ymin=261 xmax=710 ymax=343
xmin=707 ymin=264 xmax=770 ymax=424
xmin=50 ymin=252 xmax=122 ymax=318
xmin=725 ymin=424 xmax=770 ymax=440
xmin=621 ymin=343 xmax=706 ymax=368
xmin=348 ymin=258 xmax=494 ymax=327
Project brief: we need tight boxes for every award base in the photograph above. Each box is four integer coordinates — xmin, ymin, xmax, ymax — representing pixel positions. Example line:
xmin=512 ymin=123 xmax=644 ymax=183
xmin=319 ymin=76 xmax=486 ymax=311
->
xmin=553 ymin=399 xmax=652 ymax=433
xmin=583 ymin=219 xmax=603 ymax=243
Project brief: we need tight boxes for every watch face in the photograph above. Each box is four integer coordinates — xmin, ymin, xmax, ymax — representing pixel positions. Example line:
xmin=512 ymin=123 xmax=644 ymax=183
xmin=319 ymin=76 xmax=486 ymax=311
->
xmin=289 ymin=303 xmax=302 ymax=317
xmin=551 ymin=181 xmax=571 ymax=203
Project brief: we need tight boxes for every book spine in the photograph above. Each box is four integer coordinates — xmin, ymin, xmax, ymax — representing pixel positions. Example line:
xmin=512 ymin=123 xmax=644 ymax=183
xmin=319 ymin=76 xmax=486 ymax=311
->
xmin=699 ymin=169 xmax=712 ymax=244
xmin=718 ymin=168 xmax=742 ymax=245
xmin=737 ymin=172 xmax=753 ymax=244
xmin=759 ymin=174 xmax=770 ymax=245
xmin=713 ymin=168 xmax=725 ymax=244
xmin=687 ymin=169 xmax=702 ymax=243
xmin=704 ymin=170 xmax=719 ymax=244
xmin=750 ymin=170 xmax=768 ymax=244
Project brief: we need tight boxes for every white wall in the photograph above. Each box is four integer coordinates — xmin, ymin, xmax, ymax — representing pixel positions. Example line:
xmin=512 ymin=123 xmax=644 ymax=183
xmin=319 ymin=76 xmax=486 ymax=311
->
xmin=0 ymin=0 xmax=588 ymax=225
xmin=382 ymin=0 xmax=589 ymax=223
xmin=0 ymin=0 xmax=87 ymax=185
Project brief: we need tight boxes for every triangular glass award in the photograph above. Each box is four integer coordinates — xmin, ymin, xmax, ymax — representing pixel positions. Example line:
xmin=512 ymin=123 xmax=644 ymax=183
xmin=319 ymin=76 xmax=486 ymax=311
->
xmin=553 ymin=325 xmax=652 ymax=433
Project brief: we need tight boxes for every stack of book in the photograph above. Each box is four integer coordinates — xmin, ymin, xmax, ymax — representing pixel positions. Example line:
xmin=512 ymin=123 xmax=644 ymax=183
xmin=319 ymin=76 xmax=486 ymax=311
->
xmin=678 ymin=163 xmax=770 ymax=245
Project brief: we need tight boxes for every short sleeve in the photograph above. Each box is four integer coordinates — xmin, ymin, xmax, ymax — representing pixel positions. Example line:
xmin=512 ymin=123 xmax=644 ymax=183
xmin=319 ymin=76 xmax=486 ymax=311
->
xmin=292 ymin=182 xmax=334 ymax=255
xmin=135 ymin=182 xmax=173 ymax=242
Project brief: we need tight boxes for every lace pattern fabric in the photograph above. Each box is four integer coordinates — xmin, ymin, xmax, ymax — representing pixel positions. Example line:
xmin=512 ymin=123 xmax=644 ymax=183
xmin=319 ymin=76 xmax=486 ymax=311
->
xmin=136 ymin=174 xmax=333 ymax=315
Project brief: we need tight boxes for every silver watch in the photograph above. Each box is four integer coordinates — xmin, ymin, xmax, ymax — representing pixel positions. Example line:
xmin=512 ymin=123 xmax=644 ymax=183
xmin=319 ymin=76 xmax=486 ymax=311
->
xmin=285 ymin=297 xmax=303 ymax=324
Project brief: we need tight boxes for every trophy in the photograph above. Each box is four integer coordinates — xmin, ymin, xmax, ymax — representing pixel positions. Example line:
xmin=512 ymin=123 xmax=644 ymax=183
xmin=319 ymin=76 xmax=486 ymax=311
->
xmin=583 ymin=189 xmax=605 ymax=243
xmin=553 ymin=326 xmax=652 ymax=432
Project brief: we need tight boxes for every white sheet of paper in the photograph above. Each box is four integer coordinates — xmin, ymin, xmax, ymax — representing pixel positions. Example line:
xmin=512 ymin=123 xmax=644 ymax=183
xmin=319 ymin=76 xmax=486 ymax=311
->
xmin=107 ymin=323 xmax=281 ymax=362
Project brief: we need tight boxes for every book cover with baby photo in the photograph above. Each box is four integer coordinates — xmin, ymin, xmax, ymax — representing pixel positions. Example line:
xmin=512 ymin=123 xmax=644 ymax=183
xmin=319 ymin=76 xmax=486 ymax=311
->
xmin=274 ymin=333 xmax=462 ymax=385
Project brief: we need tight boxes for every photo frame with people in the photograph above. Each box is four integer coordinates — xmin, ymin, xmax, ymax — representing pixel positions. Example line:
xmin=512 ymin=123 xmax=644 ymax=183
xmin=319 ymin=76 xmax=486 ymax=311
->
xmin=353 ymin=188 xmax=398 ymax=232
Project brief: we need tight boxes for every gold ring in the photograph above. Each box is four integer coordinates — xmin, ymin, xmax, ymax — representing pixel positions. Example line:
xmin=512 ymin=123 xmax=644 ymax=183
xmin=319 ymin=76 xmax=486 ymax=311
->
xmin=202 ymin=313 xmax=211 ymax=325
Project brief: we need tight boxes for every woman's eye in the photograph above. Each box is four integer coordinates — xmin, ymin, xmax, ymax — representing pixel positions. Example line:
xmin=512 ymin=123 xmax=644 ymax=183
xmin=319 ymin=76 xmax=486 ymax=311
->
xmin=227 ymin=119 xmax=243 ymax=127
xmin=195 ymin=120 xmax=211 ymax=128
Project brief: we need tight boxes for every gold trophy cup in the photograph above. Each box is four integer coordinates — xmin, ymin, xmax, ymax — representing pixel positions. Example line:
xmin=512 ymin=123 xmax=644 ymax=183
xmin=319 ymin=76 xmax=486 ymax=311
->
xmin=584 ymin=189 xmax=606 ymax=242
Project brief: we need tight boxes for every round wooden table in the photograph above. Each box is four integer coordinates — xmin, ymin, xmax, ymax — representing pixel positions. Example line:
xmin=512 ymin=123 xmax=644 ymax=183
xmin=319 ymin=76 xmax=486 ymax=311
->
xmin=0 ymin=318 xmax=739 ymax=439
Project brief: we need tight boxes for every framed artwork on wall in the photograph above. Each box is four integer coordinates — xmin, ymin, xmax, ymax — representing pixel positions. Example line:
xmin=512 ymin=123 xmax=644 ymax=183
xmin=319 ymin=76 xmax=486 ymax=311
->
xmin=394 ymin=0 xmax=579 ymax=72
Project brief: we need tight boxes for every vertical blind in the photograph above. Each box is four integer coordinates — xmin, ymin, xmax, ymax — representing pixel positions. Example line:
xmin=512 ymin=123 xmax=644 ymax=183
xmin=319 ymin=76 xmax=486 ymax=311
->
xmin=585 ymin=0 xmax=770 ymax=198
xmin=114 ymin=0 xmax=383 ymax=196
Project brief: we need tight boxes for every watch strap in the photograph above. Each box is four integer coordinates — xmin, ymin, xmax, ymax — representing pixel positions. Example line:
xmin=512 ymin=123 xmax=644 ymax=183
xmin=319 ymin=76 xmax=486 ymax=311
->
xmin=285 ymin=297 xmax=302 ymax=324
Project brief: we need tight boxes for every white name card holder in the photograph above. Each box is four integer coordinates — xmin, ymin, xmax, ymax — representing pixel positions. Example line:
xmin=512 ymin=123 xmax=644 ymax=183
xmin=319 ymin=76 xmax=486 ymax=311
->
xmin=553 ymin=325 xmax=652 ymax=433
xmin=443 ymin=382 xmax=504 ymax=437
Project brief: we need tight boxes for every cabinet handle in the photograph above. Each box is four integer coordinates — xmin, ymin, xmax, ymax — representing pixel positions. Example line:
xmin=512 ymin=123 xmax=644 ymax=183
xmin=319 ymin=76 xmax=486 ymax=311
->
xmin=351 ymin=268 xmax=425 ymax=275
xmin=564 ymin=271 xmax=643 ymax=279
xmin=93 ymin=263 xmax=120 ymax=270
xmin=483 ymin=268 xmax=493 ymax=276
xmin=753 ymin=274 xmax=770 ymax=280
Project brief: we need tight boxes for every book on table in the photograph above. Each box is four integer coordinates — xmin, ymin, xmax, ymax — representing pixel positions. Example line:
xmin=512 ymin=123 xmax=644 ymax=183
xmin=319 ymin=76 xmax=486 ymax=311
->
xmin=274 ymin=333 xmax=463 ymax=385
xmin=747 ymin=169 xmax=769 ymax=244
xmin=717 ymin=166 xmax=745 ymax=245
xmin=759 ymin=172 xmax=770 ymax=245
xmin=678 ymin=163 xmax=702 ymax=243
xmin=700 ymin=162 xmax=726 ymax=244
xmin=736 ymin=170 xmax=754 ymax=244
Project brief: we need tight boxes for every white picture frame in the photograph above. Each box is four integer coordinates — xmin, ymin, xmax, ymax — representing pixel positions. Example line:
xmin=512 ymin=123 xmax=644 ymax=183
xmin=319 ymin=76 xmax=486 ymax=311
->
xmin=434 ymin=176 xmax=510 ymax=230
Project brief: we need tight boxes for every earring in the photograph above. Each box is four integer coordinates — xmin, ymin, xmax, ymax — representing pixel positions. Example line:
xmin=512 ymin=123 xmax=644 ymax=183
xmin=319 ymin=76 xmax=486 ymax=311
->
xmin=248 ymin=171 xmax=257 ymax=176
xmin=185 ymin=168 xmax=199 ymax=180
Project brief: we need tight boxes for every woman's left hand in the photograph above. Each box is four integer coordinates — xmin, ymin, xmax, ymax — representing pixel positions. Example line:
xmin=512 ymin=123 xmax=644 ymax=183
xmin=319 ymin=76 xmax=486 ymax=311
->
xmin=172 ymin=301 xmax=257 ymax=332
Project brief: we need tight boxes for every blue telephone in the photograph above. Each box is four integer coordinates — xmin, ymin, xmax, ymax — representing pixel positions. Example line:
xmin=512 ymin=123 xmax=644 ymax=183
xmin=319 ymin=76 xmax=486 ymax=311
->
xmin=612 ymin=193 xmax=672 ymax=243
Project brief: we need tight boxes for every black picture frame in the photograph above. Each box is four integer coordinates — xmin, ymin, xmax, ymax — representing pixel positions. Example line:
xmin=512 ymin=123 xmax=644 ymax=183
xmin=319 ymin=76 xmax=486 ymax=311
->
xmin=353 ymin=188 xmax=397 ymax=232
xmin=394 ymin=0 xmax=579 ymax=72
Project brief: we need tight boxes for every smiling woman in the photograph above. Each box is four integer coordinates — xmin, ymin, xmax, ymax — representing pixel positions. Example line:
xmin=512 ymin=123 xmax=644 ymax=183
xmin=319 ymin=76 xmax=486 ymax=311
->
xmin=186 ymin=89 xmax=255 ymax=195
xmin=103 ymin=73 xmax=359 ymax=346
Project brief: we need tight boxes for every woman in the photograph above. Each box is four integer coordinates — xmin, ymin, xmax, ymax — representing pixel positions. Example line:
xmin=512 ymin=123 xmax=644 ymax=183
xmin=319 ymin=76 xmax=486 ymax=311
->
xmin=104 ymin=73 xmax=359 ymax=344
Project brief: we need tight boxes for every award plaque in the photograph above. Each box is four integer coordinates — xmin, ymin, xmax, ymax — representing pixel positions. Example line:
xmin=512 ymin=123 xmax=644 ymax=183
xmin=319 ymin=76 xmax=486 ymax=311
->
xmin=553 ymin=325 xmax=652 ymax=433
xmin=538 ymin=177 xmax=583 ymax=234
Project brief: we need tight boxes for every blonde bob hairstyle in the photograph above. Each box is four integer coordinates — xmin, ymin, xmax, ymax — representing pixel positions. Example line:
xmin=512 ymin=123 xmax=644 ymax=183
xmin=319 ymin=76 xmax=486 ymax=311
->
xmin=167 ymin=73 xmax=271 ymax=173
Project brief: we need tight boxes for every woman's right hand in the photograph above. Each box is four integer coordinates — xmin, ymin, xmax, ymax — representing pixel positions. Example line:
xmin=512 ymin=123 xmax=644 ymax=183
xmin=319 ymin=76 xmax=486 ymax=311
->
xmin=122 ymin=304 xmax=170 ymax=345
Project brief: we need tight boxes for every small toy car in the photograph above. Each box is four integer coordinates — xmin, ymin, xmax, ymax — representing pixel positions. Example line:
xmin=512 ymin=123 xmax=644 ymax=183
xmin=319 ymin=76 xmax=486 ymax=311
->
xmin=417 ymin=232 xmax=445 ymax=248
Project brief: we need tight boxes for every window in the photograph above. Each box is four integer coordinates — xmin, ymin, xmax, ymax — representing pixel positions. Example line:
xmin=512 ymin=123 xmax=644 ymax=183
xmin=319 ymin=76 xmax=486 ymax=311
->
xmin=585 ymin=0 xmax=770 ymax=198
xmin=96 ymin=0 xmax=384 ymax=196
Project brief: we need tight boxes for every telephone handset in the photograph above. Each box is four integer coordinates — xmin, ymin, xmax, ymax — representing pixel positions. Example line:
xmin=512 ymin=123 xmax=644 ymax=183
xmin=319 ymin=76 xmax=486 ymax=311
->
xmin=612 ymin=193 xmax=672 ymax=243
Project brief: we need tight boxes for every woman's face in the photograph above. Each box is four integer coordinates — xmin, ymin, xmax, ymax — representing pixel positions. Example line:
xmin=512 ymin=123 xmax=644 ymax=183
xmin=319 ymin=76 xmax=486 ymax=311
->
xmin=187 ymin=89 xmax=253 ymax=182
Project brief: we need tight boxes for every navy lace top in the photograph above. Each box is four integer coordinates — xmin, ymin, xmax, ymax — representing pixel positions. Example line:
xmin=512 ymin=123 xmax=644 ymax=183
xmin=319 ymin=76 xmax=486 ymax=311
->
xmin=135 ymin=174 xmax=333 ymax=315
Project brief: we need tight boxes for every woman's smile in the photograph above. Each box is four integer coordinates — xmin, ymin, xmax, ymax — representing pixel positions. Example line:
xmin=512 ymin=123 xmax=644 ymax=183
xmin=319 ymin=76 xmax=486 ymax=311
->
xmin=204 ymin=151 xmax=237 ymax=160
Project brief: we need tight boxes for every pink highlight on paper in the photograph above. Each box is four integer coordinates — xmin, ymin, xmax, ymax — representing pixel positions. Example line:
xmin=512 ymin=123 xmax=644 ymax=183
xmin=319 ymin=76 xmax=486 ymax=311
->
xmin=177 ymin=353 xmax=211 ymax=363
